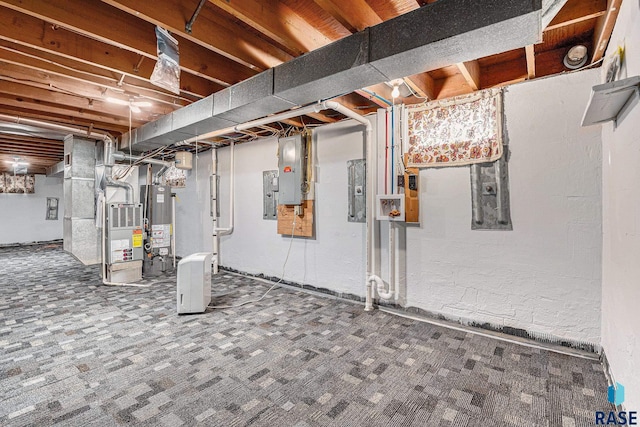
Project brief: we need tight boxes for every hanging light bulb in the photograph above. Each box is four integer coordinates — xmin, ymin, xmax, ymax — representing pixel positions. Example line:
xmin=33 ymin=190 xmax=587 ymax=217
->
xmin=391 ymin=85 xmax=400 ymax=99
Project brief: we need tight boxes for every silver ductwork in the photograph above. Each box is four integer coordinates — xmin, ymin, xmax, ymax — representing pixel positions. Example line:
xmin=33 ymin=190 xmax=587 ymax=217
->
xmin=122 ymin=0 xmax=556 ymax=151
xmin=104 ymin=139 xmax=134 ymax=204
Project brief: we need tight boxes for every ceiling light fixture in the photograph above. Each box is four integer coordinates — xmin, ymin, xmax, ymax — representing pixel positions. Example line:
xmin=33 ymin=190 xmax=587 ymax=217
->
xmin=563 ymin=45 xmax=588 ymax=70
xmin=391 ymin=85 xmax=400 ymax=99
xmin=4 ymin=160 xmax=29 ymax=166
xmin=105 ymin=96 xmax=152 ymax=113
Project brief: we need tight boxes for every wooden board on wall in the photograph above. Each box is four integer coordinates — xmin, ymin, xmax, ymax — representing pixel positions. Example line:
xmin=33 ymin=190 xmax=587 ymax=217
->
xmin=277 ymin=200 xmax=314 ymax=237
xmin=404 ymin=157 xmax=420 ymax=223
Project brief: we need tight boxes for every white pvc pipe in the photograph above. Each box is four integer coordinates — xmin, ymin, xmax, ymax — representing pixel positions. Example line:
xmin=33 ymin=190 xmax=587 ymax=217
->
xmin=172 ymin=195 xmax=176 ymax=269
xmin=376 ymin=222 xmax=395 ymax=300
xmin=0 ymin=113 xmax=110 ymax=140
xmin=214 ymin=141 xmax=234 ymax=236
xmin=211 ymin=148 xmax=219 ymax=274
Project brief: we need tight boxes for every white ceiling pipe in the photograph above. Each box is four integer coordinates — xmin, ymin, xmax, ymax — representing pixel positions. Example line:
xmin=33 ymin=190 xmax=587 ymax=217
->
xmin=0 ymin=113 xmax=110 ymax=140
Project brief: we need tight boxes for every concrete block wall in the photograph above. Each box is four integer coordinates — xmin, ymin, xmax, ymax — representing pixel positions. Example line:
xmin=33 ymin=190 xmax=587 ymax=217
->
xmin=177 ymin=68 xmax=603 ymax=348
xmin=404 ymin=69 xmax=602 ymax=344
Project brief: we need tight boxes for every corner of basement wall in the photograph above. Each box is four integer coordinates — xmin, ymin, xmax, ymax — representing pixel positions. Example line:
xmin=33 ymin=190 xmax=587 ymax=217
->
xmin=600 ymin=0 xmax=640 ymax=411
xmin=0 ymin=174 xmax=64 ymax=245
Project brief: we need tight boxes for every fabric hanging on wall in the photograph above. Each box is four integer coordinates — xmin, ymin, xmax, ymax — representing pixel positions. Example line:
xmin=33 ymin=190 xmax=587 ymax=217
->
xmin=0 ymin=173 xmax=35 ymax=193
xmin=406 ymin=88 xmax=503 ymax=168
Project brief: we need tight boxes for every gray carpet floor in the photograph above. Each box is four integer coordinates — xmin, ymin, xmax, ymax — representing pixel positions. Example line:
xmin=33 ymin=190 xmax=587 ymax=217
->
xmin=0 ymin=243 xmax=612 ymax=426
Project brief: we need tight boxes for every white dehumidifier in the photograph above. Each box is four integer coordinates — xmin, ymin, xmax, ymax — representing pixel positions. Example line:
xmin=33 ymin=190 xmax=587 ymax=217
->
xmin=176 ymin=253 xmax=212 ymax=314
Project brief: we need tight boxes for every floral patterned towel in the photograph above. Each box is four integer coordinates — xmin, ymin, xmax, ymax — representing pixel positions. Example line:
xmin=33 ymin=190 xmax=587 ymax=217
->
xmin=406 ymin=89 xmax=503 ymax=168
xmin=0 ymin=173 xmax=35 ymax=193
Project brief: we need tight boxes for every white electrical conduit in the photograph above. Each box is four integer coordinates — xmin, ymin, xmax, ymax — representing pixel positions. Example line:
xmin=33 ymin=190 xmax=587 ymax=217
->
xmin=111 ymin=152 xmax=174 ymax=184
xmin=0 ymin=113 xmax=110 ymax=140
xmin=177 ymin=101 xmax=375 ymax=308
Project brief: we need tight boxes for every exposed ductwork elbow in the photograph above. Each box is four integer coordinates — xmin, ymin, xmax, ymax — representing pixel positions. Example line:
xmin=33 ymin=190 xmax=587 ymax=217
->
xmin=104 ymin=138 xmax=134 ymax=204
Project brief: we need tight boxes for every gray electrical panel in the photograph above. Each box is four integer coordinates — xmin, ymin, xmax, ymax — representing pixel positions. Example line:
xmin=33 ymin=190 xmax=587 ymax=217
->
xmin=263 ymin=170 xmax=279 ymax=220
xmin=470 ymin=152 xmax=512 ymax=230
xmin=347 ymin=159 xmax=366 ymax=223
xmin=278 ymin=134 xmax=304 ymax=205
xmin=141 ymin=185 xmax=174 ymax=277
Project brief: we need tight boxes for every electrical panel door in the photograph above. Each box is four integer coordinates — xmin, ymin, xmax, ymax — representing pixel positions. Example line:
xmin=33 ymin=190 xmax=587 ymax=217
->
xmin=278 ymin=135 xmax=304 ymax=205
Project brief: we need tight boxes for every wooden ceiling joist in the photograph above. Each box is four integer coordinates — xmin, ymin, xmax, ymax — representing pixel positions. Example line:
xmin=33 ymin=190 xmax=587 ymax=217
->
xmin=0 ymin=10 xmax=222 ymax=98
xmin=101 ymin=0 xmax=292 ymax=70
xmin=591 ymin=0 xmax=623 ymax=63
xmin=456 ymin=60 xmax=481 ymax=91
xmin=525 ymin=45 xmax=536 ymax=79
xmin=208 ymin=0 xmax=333 ymax=55
xmin=0 ymin=0 xmax=256 ymax=86
xmin=546 ymin=0 xmax=607 ymax=31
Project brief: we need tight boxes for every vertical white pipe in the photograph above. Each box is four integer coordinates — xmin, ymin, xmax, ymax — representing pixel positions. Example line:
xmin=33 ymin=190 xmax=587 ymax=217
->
xmin=172 ymin=195 xmax=176 ymax=268
xmin=214 ymin=141 xmax=234 ymax=235
xmin=211 ymin=148 xmax=219 ymax=274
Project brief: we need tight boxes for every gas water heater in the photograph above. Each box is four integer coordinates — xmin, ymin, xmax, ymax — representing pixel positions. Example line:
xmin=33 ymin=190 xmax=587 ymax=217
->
xmin=141 ymin=184 xmax=174 ymax=277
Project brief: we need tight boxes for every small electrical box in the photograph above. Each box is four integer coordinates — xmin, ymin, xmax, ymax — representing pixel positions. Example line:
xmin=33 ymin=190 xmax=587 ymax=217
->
xmin=263 ymin=170 xmax=279 ymax=220
xmin=278 ymin=135 xmax=304 ymax=205
xmin=175 ymin=151 xmax=193 ymax=170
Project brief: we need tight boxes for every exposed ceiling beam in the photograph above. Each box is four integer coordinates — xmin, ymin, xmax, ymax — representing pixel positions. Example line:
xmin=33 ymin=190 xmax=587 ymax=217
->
xmin=0 ymin=48 xmax=191 ymax=108
xmin=0 ymin=83 xmax=147 ymax=128
xmin=0 ymin=63 xmax=177 ymax=117
xmin=100 ymin=0 xmax=292 ymax=70
xmin=0 ymin=105 xmax=130 ymax=135
xmin=207 ymin=0 xmax=333 ymax=55
xmin=545 ymin=0 xmax=606 ymax=31
xmin=456 ymin=60 xmax=481 ymax=91
xmin=591 ymin=0 xmax=622 ymax=63
xmin=525 ymin=45 xmax=536 ymax=79
xmin=313 ymin=0 xmax=382 ymax=32
xmin=0 ymin=0 xmax=256 ymax=86
xmin=0 ymin=145 xmax=63 ymax=156
xmin=404 ymin=72 xmax=436 ymax=100
xmin=0 ymin=135 xmax=64 ymax=145
xmin=0 ymin=10 xmax=222 ymax=98
xmin=354 ymin=89 xmax=392 ymax=108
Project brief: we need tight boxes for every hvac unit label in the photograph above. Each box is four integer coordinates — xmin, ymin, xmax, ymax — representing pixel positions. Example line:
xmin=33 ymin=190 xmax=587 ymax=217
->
xmin=151 ymin=224 xmax=171 ymax=248
xmin=132 ymin=229 xmax=143 ymax=248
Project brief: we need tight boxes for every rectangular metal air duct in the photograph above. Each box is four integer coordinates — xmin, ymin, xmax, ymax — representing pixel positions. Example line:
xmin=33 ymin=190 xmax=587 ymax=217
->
xmin=274 ymin=29 xmax=387 ymax=105
xmin=123 ymin=0 xmax=545 ymax=151
xmin=368 ymin=0 xmax=542 ymax=80
xmin=214 ymin=69 xmax=297 ymax=123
